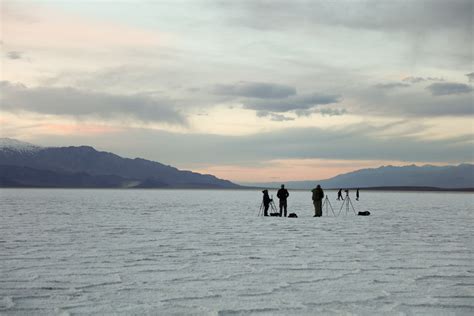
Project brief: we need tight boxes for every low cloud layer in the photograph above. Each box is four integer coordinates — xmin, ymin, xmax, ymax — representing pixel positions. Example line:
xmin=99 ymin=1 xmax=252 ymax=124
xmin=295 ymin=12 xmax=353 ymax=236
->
xmin=0 ymin=81 xmax=186 ymax=125
xmin=426 ymin=82 xmax=473 ymax=96
xmin=244 ymin=93 xmax=341 ymax=113
xmin=213 ymin=82 xmax=296 ymax=99
xmin=375 ymin=83 xmax=410 ymax=89
xmin=317 ymin=108 xmax=347 ymax=116
xmin=402 ymin=76 xmax=444 ymax=84
xmin=256 ymin=111 xmax=295 ymax=121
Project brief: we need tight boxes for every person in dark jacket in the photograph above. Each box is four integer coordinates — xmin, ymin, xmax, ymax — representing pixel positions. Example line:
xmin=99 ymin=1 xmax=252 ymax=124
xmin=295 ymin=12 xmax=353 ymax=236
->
xmin=262 ymin=190 xmax=271 ymax=216
xmin=312 ymin=185 xmax=324 ymax=217
xmin=337 ymin=189 xmax=343 ymax=200
xmin=356 ymin=188 xmax=360 ymax=201
xmin=276 ymin=184 xmax=289 ymax=217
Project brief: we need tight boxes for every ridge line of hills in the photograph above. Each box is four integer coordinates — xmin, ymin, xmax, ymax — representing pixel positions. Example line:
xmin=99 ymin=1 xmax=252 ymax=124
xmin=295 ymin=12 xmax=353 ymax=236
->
xmin=0 ymin=138 xmax=473 ymax=190
xmin=241 ymin=163 xmax=474 ymax=190
xmin=0 ymin=138 xmax=239 ymax=189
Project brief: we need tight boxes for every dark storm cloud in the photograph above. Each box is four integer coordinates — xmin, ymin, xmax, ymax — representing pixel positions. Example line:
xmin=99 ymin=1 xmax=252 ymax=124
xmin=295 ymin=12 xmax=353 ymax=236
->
xmin=466 ymin=72 xmax=474 ymax=82
xmin=6 ymin=51 xmax=23 ymax=60
xmin=244 ymin=93 xmax=341 ymax=113
xmin=375 ymin=83 xmax=410 ymax=89
xmin=426 ymin=82 xmax=473 ymax=96
xmin=213 ymin=82 xmax=296 ymax=99
xmin=0 ymin=81 xmax=186 ymax=125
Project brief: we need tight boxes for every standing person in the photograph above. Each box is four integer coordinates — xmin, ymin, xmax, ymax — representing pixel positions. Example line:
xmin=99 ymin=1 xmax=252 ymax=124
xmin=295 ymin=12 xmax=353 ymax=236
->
xmin=262 ymin=190 xmax=271 ymax=216
xmin=356 ymin=188 xmax=360 ymax=201
xmin=312 ymin=185 xmax=324 ymax=217
xmin=337 ymin=189 xmax=343 ymax=200
xmin=277 ymin=184 xmax=289 ymax=217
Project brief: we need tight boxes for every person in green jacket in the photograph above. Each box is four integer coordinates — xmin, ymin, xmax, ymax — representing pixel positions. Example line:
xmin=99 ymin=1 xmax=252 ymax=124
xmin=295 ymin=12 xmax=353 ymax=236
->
xmin=312 ymin=185 xmax=324 ymax=217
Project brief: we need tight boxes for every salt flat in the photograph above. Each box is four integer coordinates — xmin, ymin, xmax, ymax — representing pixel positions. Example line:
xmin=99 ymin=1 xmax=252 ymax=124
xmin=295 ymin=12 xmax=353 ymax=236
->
xmin=1 ymin=189 xmax=473 ymax=315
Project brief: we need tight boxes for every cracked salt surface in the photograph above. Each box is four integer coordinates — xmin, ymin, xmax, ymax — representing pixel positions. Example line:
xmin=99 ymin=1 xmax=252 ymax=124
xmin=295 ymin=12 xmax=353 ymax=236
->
xmin=1 ymin=189 xmax=473 ymax=314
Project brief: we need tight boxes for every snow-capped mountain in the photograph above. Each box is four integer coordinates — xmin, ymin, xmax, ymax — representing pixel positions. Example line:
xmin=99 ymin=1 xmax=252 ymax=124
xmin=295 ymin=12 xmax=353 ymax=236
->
xmin=0 ymin=138 xmax=42 ymax=154
xmin=0 ymin=138 xmax=239 ymax=188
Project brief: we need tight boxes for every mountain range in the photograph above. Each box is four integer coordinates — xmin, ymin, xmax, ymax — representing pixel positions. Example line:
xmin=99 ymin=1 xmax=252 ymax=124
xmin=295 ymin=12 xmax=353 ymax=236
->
xmin=1 ymin=138 xmax=472 ymax=190
xmin=243 ymin=164 xmax=474 ymax=190
xmin=0 ymin=138 xmax=239 ymax=188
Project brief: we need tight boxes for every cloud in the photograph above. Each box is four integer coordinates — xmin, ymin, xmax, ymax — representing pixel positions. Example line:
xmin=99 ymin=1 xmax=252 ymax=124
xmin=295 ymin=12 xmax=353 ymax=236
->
xmin=256 ymin=111 xmax=295 ymax=121
xmin=402 ymin=76 xmax=444 ymax=84
xmin=211 ymin=81 xmax=342 ymax=116
xmin=317 ymin=108 xmax=347 ymax=116
xmin=353 ymin=82 xmax=473 ymax=117
xmin=426 ymin=82 xmax=473 ymax=96
xmin=466 ymin=72 xmax=474 ymax=82
xmin=6 ymin=51 xmax=23 ymax=60
xmin=377 ymin=77 xmax=445 ymax=88
xmin=213 ymin=82 xmax=296 ymax=99
xmin=375 ymin=83 xmax=410 ymax=89
xmin=0 ymin=81 xmax=186 ymax=125
xmin=402 ymin=77 xmax=425 ymax=84
xmin=217 ymin=0 xmax=472 ymax=34
xmin=291 ymin=107 xmax=347 ymax=117
xmin=214 ymin=0 xmax=472 ymax=70
xmin=244 ymin=92 xmax=341 ymax=113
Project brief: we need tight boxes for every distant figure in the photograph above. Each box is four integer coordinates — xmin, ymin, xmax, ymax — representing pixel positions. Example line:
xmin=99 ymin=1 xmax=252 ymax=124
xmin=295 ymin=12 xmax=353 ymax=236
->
xmin=277 ymin=184 xmax=289 ymax=217
xmin=337 ymin=189 xmax=343 ymax=200
xmin=262 ymin=190 xmax=271 ymax=216
xmin=356 ymin=188 xmax=360 ymax=201
xmin=312 ymin=185 xmax=324 ymax=217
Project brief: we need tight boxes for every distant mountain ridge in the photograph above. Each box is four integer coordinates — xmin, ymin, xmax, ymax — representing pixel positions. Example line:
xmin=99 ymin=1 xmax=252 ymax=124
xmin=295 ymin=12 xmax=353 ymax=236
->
xmin=243 ymin=164 xmax=474 ymax=190
xmin=0 ymin=138 xmax=239 ymax=188
xmin=1 ymin=138 xmax=472 ymax=190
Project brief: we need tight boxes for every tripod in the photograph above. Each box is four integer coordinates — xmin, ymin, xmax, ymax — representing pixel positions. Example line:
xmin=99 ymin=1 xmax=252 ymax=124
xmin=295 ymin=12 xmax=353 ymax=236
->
xmin=258 ymin=198 xmax=278 ymax=216
xmin=338 ymin=192 xmax=357 ymax=216
xmin=322 ymin=195 xmax=336 ymax=216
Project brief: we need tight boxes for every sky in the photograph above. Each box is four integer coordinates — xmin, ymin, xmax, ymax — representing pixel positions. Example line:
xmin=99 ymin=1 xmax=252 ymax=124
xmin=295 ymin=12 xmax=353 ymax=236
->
xmin=1 ymin=0 xmax=473 ymax=182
